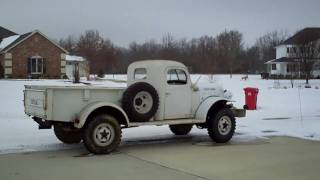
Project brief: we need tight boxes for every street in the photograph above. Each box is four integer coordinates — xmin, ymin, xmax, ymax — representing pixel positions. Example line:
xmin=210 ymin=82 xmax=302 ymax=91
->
xmin=1 ymin=136 xmax=319 ymax=180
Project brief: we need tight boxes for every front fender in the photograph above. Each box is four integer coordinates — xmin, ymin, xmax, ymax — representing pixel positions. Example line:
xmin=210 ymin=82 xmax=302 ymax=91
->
xmin=75 ymin=102 xmax=130 ymax=128
xmin=195 ymin=97 xmax=232 ymax=121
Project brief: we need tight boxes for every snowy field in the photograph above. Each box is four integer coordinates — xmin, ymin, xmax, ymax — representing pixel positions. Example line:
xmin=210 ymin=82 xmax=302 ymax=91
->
xmin=0 ymin=75 xmax=320 ymax=154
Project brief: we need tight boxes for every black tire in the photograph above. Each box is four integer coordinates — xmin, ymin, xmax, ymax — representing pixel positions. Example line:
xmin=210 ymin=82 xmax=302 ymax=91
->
xmin=53 ymin=125 xmax=82 ymax=144
xmin=83 ymin=114 xmax=122 ymax=154
xmin=169 ymin=124 xmax=193 ymax=135
xmin=207 ymin=108 xmax=236 ymax=143
xmin=122 ymin=82 xmax=159 ymax=122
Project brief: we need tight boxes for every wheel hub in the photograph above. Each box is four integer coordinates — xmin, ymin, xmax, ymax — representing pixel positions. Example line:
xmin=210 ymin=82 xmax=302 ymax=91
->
xmin=133 ymin=91 xmax=153 ymax=114
xmin=135 ymin=98 xmax=143 ymax=106
xmin=93 ymin=123 xmax=115 ymax=146
xmin=218 ymin=116 xmax=232 ymax=135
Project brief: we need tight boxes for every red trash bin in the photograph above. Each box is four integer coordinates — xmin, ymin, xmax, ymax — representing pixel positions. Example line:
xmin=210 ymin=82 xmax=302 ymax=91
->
xmin=243 ymin=87 xmax=259 ymax=110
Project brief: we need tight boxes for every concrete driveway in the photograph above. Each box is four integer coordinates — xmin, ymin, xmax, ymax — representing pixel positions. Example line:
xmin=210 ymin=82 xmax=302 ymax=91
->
xmin=0 ymin=136 xmax=320 ymax=180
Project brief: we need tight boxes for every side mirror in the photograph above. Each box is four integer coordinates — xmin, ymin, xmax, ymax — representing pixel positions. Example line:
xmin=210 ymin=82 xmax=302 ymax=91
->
xmin=191 ymin=84 xmax=199 ymax=91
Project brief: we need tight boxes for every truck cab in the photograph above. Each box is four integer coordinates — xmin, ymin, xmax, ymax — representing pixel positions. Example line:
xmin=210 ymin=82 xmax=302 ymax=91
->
xmin=128 ymin=60 xmax=194 ymax=120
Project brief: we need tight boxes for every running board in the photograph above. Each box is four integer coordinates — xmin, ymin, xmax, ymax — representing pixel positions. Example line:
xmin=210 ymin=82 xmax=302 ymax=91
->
xmin=128 ymin=118 xmax=205 ymax=127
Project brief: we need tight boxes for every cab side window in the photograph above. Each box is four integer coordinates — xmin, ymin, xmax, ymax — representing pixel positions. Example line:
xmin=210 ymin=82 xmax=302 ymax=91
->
xmin=134 ymin=68 xmax=147 ymax=80
xmin=167 ymin=69 xmax=187 ymax=85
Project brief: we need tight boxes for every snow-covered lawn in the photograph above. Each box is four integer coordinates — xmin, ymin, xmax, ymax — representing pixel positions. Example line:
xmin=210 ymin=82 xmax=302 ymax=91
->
xmin=0 ymin=75 xmax=319 ymax=154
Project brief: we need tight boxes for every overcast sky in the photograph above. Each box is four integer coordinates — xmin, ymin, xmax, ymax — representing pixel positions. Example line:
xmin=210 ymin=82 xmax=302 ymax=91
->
xmin=1 ymin=0 xmax=320 ymax=47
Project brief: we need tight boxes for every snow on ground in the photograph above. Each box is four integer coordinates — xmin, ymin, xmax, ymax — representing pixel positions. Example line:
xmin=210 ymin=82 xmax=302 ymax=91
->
xmin=0 ymin=75 xmax=319 ymax=154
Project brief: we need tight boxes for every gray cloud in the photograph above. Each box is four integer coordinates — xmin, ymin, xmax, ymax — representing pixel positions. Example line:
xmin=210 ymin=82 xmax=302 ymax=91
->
xmin=1 ymin=0 xmax=320 ymax=47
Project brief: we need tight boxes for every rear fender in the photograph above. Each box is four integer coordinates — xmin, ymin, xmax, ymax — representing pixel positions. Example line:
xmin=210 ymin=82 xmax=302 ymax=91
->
xmin=76 ymin=102 xmax=129 ymax=128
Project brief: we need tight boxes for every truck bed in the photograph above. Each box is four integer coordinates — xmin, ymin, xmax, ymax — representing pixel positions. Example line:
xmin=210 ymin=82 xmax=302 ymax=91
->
xmin=24 ymin=85 xmax=125 ymax=122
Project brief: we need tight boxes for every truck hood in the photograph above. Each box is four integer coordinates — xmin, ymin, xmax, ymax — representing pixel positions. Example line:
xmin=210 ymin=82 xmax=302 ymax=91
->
xmin=195 ymin=82 xmax=233 ymax=100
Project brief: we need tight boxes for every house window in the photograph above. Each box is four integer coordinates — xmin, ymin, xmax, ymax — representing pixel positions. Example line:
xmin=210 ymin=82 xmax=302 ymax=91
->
xmin=28 ymin=56 xmax=46 ymax=74
xmin=287 ymin=47 xmax=289 ymax=53
xmin=167 ymin=69 xmax=187 ymax=85
xmin=271 ymin=64 xmax=277 ymax=70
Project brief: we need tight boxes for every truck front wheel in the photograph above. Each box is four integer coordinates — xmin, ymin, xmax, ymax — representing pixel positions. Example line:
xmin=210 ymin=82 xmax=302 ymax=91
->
xmin=169 ymin=124 xmax=193 ymax=135
xmin=83 ymin=114 xmax=122 ymax=154
xmin=207 ymin=108 xmax=236 ymax=143
xmin=53 ymin=125 xmax=82 ymax=144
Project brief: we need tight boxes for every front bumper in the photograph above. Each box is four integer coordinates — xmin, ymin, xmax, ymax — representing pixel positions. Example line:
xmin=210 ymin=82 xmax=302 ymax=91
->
xmin=231 ymin=108 xmax=246 ymax=118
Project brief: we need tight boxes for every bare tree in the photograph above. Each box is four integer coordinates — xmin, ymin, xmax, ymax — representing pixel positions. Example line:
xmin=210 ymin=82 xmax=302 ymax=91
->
xmin=255 ymin=30 xmax=290 ymax=71
xmin=76 ymin=30 xmax=118 ymax=74
xmin=161 ymin=33 xmax=178 ymax=59
xmin=58 ymin=29 xmax=295 ymax=75
xmin=292 ymin=38 xmax=320 ymax=85
xmin=241 ymin=46 xmax=260 ymax=74
xmin=76 ymin=30 xmax=102 ymax=74
xmin=59 ymin=35 xmax=77 ymax=53
xmin=216 ymin=30 xmax=243 ymax=77
xmin=0 ymin=63 xmax=4 ymax=78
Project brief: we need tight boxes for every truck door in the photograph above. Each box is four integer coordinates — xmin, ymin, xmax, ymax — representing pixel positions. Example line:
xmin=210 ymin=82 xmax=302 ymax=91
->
xmin=164 ymin=68 xmax=192 ymax=119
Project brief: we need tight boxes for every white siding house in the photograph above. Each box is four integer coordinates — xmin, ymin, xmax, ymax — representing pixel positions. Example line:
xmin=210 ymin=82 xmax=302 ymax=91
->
xmin=265 ymin=48 xmax=299 ymax=77
xmin=276 ymin=45 xmax=288 ymax=58
xmin=265 ymin=28 xmax=320 ymax=78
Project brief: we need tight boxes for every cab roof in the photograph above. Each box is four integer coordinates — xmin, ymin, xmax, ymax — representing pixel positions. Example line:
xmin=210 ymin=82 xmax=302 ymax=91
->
xmin=128 ymin=60 xmax=186 ymax=71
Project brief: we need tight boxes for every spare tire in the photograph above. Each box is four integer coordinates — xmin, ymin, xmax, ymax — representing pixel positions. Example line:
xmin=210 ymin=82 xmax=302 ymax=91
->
xmin=122 ymin=82 xmax=159 ymax=122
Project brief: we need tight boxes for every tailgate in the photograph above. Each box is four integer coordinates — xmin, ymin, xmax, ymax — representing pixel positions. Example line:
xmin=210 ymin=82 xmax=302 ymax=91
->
xmin=24 ymin=88 xmax=47 ymax=118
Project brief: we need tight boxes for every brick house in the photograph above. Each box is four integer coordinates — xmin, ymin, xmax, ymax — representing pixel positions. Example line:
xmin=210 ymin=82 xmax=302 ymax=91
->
xmin=0 ymin=26 xmax=68 ymax=79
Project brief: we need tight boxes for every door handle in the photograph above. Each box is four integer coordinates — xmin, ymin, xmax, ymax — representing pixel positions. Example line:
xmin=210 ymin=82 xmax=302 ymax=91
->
xmin=165 ymin=92 xmax=171 ymax=95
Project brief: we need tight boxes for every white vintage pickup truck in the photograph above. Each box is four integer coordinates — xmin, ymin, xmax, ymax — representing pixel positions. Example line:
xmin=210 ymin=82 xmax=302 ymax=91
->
xmin=24 ymin=60 xmax=245 ymax=154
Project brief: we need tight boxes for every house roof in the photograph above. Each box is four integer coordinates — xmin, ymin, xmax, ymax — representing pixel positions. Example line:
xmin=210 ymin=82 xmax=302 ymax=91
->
xmin=265 ymin=57 xmax=298 ymax=64
xmin=0 ymin=32 xmax=32 ymax=52
xmin=282 ymin=27 xmax=320 ymax=45
xmin=0 ymin=35 xmax=20 ymax=49
xmin=0 ymin=26 xmax=17 ymax=40
xmin=0 ymin=30 xmax=68 ymax=54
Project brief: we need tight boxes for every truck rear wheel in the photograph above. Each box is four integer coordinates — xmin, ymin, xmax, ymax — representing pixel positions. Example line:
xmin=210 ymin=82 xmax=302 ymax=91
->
xmin=83 ymin=114 xmax=121 ymax=154
xmin=207 ymin=108 xmax=236 ymax=143
xmin=122 ymin=82 xmax=159 ymax=122
xmin=169 ymin=124 xmax=193 ymax=135
xmin=53 ymin=125 xmax=82 ymax=144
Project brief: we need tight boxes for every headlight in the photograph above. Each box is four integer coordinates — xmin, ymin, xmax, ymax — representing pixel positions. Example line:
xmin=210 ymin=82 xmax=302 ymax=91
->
xmin=224 ymin=90 xmax=233 ymax=99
